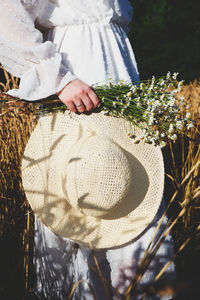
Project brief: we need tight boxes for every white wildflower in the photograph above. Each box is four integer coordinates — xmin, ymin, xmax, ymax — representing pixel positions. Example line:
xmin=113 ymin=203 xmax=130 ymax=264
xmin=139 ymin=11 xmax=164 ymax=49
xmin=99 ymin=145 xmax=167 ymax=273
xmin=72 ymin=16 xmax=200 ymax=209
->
xmin=142 ymin=129 xmax=148 ymax=137
xmin=186 ymin=104 xmax=191 ymax=110
xmin=155 ymin=100 xmax=161 ymax=106
xmin=177 ymin=80 xmax=184 ymax=92
xmin=148 ymin=85 xmax=154 ymax=91
xmin=148 ymin=116 xmax=154 ymax=125
xmin=168 ymin=124 xmax=174 ymax=134
xmin=161 ymin=132 xmax=166 ymax=138
xmin=164 ymin=115 xmax=169 ymax=121
xmin=127 ymin=99 xmax=131 ymax=106
xmin=102 ymin=110 xmax=109 ymax=115
xmin=131 ymin=85 xmax=138 ymax=93
xmin=160 ymin=141 xmax=167 ymax=148
xmin=172 ymin=72 xmax=179 ymax=80
xmin=160 ymin=79 xmax=165 ymax=86
xmin=157 ymin=109 xmax=163 ymax=114
xmin=176 ymin=120 xmax=183 ymax=130
xmin=127 ymin=91 xmax=133 ymax=97
xmin=112 ymin=101 xmax=117 ymax=108
xmin=160 ymin=94 xmax=165 ymax=101
xmin=140 ymin=83 xmax=145 ymax=90
xmin=169 ymin=98 xmax=175 ymax=107
xmin=142 ymin=111 xmax=148 ymax=119
xmin=170 ymin=134 xmax=178 ymax=141
xmin=149 ymin=136 xmax=157 ymax=143
xmin=186 ymin=112 xmax=192 ymax=120
xmin=179 ymin=96 xmax=185 ymax=102
xmin=166 ymin=71 xmax=171 ymax=79
xmin=186 ymin=122 xmax=193 ymax=130
xmin=147 ymin=100 xmax=153 ymax=106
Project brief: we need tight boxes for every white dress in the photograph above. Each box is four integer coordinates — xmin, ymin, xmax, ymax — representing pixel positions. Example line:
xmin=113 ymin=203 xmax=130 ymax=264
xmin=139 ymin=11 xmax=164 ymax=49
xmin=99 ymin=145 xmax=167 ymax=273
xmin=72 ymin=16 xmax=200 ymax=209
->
xmin=0 ymin=1 xmax=175 ymax=299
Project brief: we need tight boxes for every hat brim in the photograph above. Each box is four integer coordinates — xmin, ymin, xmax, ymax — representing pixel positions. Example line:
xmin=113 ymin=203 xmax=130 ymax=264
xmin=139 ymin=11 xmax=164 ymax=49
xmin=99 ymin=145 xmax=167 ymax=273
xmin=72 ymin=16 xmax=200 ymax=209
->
xmin=22 ymin=111 xmax=164 ymax=249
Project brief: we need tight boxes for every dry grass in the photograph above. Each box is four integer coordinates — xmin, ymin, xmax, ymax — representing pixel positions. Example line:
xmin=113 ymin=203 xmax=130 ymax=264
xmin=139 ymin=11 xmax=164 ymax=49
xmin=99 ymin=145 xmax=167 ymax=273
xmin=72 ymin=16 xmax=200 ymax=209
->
xmin=164 ymin=80 xmax=200 ymax=235
xmin=0 ymin=70 xmax=38 ymax=299
xmin=0 ymin=67 xmax=200 ymax=299
xmin=161 ymin=80 xmax=200 ymax=298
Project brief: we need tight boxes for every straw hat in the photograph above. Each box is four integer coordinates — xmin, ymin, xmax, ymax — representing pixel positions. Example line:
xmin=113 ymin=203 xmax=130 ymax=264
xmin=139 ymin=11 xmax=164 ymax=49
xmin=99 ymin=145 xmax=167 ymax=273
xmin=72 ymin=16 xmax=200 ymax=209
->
xmin=22 ymin=111 xmax=164 ymax=249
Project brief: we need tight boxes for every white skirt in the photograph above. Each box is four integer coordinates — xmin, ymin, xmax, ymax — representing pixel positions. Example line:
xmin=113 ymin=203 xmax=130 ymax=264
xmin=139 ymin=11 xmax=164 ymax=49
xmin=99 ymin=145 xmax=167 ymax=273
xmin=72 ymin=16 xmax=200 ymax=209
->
xmin=33 ymin=199 xmax=175 ymax=300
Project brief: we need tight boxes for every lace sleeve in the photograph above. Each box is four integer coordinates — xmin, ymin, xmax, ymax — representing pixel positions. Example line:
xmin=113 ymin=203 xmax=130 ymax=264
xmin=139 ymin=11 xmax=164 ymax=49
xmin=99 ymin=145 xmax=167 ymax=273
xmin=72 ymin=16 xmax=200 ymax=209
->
xmin=0 ymin=0 xmax=76 ymax=100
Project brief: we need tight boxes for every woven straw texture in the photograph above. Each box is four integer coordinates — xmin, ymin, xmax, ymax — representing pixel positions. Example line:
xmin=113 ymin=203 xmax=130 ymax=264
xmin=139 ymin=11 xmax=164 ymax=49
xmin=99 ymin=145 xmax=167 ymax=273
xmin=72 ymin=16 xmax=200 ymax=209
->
xmin=22 ymin=111 xmax=164 ymax=249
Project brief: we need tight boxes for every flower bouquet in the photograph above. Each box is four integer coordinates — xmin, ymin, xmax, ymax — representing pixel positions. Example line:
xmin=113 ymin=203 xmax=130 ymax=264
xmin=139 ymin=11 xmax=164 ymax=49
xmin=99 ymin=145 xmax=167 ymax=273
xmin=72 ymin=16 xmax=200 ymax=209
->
xmin=37 ymin=72 xmax=193 ymax=148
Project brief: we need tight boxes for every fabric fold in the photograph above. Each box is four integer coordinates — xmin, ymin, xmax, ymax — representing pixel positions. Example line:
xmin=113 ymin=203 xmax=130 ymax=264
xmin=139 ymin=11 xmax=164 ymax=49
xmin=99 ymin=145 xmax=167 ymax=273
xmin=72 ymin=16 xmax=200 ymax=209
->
xmin=7 ymin=54 xmax=76 ymax=100
xmin=0 ymin=0 xmax=76 ymax=100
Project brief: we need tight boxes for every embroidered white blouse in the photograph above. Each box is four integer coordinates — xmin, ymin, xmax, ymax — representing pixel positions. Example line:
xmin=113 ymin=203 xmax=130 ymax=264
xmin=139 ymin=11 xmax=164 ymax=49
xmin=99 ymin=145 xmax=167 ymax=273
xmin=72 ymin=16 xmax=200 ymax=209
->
xmin=0 ymin=0 xmax=139 ymax=100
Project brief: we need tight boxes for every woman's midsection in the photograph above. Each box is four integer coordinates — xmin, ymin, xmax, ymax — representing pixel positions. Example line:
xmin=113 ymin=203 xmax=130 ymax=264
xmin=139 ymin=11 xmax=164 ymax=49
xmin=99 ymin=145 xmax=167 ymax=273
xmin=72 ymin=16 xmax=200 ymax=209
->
xmin=46 ymin=22 xmax=139 ymax=86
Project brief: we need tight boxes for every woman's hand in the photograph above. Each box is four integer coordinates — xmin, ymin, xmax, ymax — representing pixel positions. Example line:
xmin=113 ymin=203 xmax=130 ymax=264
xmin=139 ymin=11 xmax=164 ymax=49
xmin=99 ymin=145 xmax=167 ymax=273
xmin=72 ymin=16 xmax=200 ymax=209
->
xmin=57 ymin=79 xmax=99 ymax=113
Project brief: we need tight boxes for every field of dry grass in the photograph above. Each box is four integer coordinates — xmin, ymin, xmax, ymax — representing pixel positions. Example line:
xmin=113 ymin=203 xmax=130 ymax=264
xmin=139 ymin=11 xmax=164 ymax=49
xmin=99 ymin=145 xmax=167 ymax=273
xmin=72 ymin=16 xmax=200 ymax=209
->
xmin=0 ymin=68 xmax=200 ymax=299
xmin=161 ymin=81 xmax=200 ymax=299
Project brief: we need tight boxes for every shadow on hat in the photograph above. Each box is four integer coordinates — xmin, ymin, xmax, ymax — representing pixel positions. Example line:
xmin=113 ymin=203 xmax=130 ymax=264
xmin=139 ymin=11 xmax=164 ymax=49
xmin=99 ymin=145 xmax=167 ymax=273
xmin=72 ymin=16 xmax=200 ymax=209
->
xmin=22 ymin=111 xmax=164 ymax=249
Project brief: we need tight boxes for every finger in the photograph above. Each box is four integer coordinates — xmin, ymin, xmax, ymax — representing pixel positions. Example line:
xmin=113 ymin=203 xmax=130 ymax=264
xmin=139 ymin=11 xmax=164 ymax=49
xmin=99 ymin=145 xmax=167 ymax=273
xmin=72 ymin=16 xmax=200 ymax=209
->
xmin=65 ymin=101 xmax=77 ymax=113
xmin=74 ymin=100 xmax=86 ymax=113
xmin=81 ymin=94 xmax=94 ymax=111
xmin=88 ymin=89 xmax=100 ymax=108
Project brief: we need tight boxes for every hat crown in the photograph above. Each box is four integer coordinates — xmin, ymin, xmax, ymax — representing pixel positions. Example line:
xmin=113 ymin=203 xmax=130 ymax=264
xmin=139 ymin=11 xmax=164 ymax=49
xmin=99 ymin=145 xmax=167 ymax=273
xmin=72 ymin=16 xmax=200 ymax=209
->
xmin=64 ymin=132 xmax=133 ymax=218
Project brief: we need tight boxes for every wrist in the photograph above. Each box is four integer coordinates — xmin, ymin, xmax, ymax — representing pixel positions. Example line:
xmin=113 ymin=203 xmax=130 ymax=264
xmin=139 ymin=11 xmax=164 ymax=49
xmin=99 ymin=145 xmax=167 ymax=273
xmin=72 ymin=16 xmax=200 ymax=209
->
xmin=57 ymin=81 xmax=73 ymax=96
